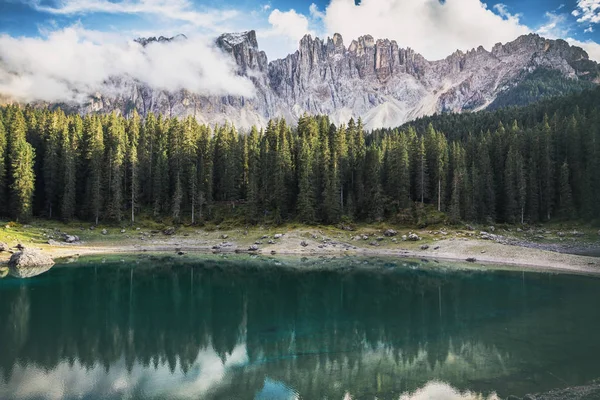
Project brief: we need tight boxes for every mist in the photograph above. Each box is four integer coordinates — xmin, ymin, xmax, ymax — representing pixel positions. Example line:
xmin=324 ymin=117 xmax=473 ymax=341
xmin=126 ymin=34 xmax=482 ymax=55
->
xmin=0 ymin=26 xmax=256 ymax=104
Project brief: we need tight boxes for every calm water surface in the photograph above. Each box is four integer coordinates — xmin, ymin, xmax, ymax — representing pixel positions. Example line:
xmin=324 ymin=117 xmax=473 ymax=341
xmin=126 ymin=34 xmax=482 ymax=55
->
xmin=1 ymin=255 xmax=599 ymax=399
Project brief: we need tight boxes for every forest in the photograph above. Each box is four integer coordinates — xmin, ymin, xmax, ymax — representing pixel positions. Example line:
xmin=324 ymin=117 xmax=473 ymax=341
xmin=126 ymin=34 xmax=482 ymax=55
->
xmin=0 ymin=87 xmax=599 ymax=226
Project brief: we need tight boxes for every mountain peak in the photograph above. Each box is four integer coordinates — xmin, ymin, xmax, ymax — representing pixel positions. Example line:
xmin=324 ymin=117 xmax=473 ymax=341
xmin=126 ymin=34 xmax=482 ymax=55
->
xmin=134 ymin=34 xmax=187 ymax=47
xmin=217 ymin=31 xmax=259 ymax=49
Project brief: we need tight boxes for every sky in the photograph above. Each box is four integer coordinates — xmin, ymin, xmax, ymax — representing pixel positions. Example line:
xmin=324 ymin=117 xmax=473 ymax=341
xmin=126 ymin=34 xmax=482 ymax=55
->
xmin=1 ymin=0 xmax=600 ymax=103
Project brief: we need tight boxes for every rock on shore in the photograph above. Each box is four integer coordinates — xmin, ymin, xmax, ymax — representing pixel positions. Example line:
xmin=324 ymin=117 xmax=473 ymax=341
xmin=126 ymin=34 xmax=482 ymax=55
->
xmin=9 ymin=249 xmax=55 ymax=268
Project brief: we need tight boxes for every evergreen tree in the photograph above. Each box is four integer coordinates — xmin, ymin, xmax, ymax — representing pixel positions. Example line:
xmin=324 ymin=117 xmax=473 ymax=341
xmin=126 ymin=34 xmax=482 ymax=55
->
xmin=7 ymin=108 xmax=35 ymax=221
xmin=106 ymin=113 xmax=127 ymax=221
xmin=0 ymin=117 xmax=7 ymax=216
xmin=83 ymin=116 xmax=104 ymax=225
xmin=60 ymin=117 xmax=77 ymax=220
xmin=127 ymin=111 xmax=140 ymax=223
xmin=559 ymin=160 xmax=575 ymax=219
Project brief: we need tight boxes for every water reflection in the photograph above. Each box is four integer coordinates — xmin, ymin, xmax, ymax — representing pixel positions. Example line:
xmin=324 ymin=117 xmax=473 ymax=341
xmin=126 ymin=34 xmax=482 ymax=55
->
xmin=0 ymin=256 xmax=599 ymax=399
xmin=8 ymin=263 xmax=54 ymax=278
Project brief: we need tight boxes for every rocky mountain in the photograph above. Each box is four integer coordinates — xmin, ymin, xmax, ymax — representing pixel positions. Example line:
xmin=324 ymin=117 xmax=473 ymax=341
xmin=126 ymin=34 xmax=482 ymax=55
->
xmin=134 ymin=34 xmax=187 ymax=46
xmin=84 ymin=31 xmax=600 ymax=129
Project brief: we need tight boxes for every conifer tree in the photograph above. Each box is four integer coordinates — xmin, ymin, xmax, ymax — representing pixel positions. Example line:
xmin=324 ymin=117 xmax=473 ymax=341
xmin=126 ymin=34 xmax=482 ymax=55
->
xmin=297 ymin=133 xmax=316 ymax=223
xmin=414 ymin=135 xmax=429 ymax=204
xmin=7 ymin=108 xmax=35 ymax=221
xmin=106 ymin=113 xmax=127 ymax=221
xmin=0 ymin=117 xmax=7 ymax=216
xmin=60 ymin=118 xmax=76 ymax=220
xmin=559 ymin=160 xmax=575 ymax=219
xmin=83 ymin=116 xmax=104 ymax=224
xmin=43 ymin=111 xmax=63 ymax=218
xmin=127 ymin=111 xmax=140 ymax=223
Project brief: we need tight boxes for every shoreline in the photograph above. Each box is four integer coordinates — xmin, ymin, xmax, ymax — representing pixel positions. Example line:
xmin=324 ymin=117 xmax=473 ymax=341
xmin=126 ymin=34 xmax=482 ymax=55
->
xmin=2 ymin=225 xmax=600 ymax=276
xmin=32 ymin=239 xmax=600 ymax=277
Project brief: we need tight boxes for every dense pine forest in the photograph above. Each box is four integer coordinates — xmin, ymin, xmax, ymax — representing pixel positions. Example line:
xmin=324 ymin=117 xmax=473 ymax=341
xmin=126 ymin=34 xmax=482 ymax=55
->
xmin=0 ymin=87 xmax=599 ymax=226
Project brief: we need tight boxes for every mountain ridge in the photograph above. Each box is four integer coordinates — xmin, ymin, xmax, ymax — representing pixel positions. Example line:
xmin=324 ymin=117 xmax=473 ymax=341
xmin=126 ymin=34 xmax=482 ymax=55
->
xmin=9 ymin=31 xmax=600 ymax=129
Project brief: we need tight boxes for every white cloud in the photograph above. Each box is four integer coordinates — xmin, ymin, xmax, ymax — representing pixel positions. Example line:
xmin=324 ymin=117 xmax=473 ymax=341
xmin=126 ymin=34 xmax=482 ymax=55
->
xmin=536 ymin=11 xmax=570 ymax=38
xmin=266 ymin=9 xmax=313 ymax=41
xmin=257 ymin=9 xmax=316 ymax=59
xmin=0 ymin=25 xmax=255 ymax=103
xmin=585 ymin=26 xmax=595 ymax=32
xmin=24 ymin=0 xmax=239 ymax=29
xmin=567 ymin=37 xmax=600 ymax=61
xmin=572 ymin=0 xmax=600 ymax=24
xmin=320 ymin=0 xmax=530 ymax=60
xmin=309 ymin=3 xmax=326 ymax=20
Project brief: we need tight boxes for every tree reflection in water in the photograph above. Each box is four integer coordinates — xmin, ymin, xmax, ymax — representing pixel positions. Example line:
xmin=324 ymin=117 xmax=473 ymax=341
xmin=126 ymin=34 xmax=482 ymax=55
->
xmin=0 ymin=255 xmax=599 ymax=399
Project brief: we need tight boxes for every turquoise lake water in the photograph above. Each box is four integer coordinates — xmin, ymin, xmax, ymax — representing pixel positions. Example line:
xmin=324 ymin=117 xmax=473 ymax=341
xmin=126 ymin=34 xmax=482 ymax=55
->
xmin=1 ymin=255 xmax=599 ymax=399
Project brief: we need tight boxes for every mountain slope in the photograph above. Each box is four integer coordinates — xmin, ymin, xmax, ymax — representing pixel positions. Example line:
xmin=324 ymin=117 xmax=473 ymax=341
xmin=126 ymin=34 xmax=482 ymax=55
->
xmin=31 ymin=32 xmax=600 ymax=128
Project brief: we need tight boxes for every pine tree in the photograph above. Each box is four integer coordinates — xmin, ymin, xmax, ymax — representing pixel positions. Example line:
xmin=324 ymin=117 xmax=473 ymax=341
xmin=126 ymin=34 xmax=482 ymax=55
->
xmin=106 ymin=113 xmax=127 ymax=221
xmin=559 ymin=160 xmax=575 ymax=219
xmin=0 ymin=117 xmax=7 ymax=216
xmin=43 ymin=111 xmax=63 ymax=218
xmin=449 ymin=143 xmax=466 ymax=222
xmin=246 ymin=126 xmax=261 ymax=221
xmin=297 ymin=132 xmax=316 ymax=223
xmin=83 ymin=116 xmax=104 ymax=225
xmin=414 ymin=135 xmax=429 ymax=204
xmin=60 ymin=118 xmax=77 ymax=220
xmin=7 ymin=108 xmax=35 ymax=221
xmin=152 ymin=116 xmax=169 ymax=217
xmin=127 ymin=111 xmax=140 ymax=223
xmin=364 ymin=146 xmax=384 ymax=221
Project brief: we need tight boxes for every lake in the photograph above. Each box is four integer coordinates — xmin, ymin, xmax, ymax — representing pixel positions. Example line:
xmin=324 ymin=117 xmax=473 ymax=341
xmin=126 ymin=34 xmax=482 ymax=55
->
xmin=1 ymin=255 xmax=599 ymax=399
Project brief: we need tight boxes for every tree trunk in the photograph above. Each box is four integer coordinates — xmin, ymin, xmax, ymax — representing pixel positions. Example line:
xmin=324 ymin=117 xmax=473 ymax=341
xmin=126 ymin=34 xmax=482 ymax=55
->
xmin=438 ymin=178 xmax=441 ymax=211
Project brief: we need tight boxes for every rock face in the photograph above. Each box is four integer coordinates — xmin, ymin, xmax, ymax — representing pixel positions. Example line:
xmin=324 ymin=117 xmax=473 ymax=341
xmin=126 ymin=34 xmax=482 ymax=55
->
xmin=68 ymin=32 xmax=600 ymax=129
xmin=8 ymin=250 xmax=55 ymax=278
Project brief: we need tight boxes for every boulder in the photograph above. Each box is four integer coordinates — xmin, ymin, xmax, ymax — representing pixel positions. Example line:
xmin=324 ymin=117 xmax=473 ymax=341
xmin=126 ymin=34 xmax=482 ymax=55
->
xmin=384 ymin=229 xmax=398 ymax=237
xmin=420 ymin=244 xmax=429 ymax=250
xmin=8 ymin=250 xmax=55 ymax=276
xmin=274 ymin=234 xmax=284 ymax=239
xmin=221 ymin=234 xmax=228 ymax=239
xmin=163 ymin=227 xmax=176 ymax=236
xmin=300 ymin=241 xmax=308 ymax=247
xmin=64 ymin=235 xmax=80 ymax=243
xmin=0 ymin=242 xmax=8 ymax=252
xmin=101 ymin=229 xmax=108 ymax=235
xmin=466 ymin=257 xmax=477 ymax=263
xmin=249 ymin=244 xmax=259 ymax=251
xmin=407 ymin=233 xmax=421 ymax=241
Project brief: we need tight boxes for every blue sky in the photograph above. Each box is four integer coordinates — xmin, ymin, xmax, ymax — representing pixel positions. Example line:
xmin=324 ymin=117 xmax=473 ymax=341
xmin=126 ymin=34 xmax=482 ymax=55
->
xmin=1 ymin=0 xmax=600 ymax=105
xmin=1 ymin=0 xmax=599 ymax=60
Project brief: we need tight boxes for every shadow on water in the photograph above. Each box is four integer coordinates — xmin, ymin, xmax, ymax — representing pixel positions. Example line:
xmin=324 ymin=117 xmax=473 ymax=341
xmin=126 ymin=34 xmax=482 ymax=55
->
xmin=0 ymin=254 xmax=599 ymax=399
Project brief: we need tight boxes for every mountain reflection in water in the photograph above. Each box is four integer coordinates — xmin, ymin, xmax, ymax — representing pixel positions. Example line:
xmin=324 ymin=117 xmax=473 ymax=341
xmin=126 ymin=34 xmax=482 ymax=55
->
xmin=0 ymin=255 xmax=599 ymax=399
